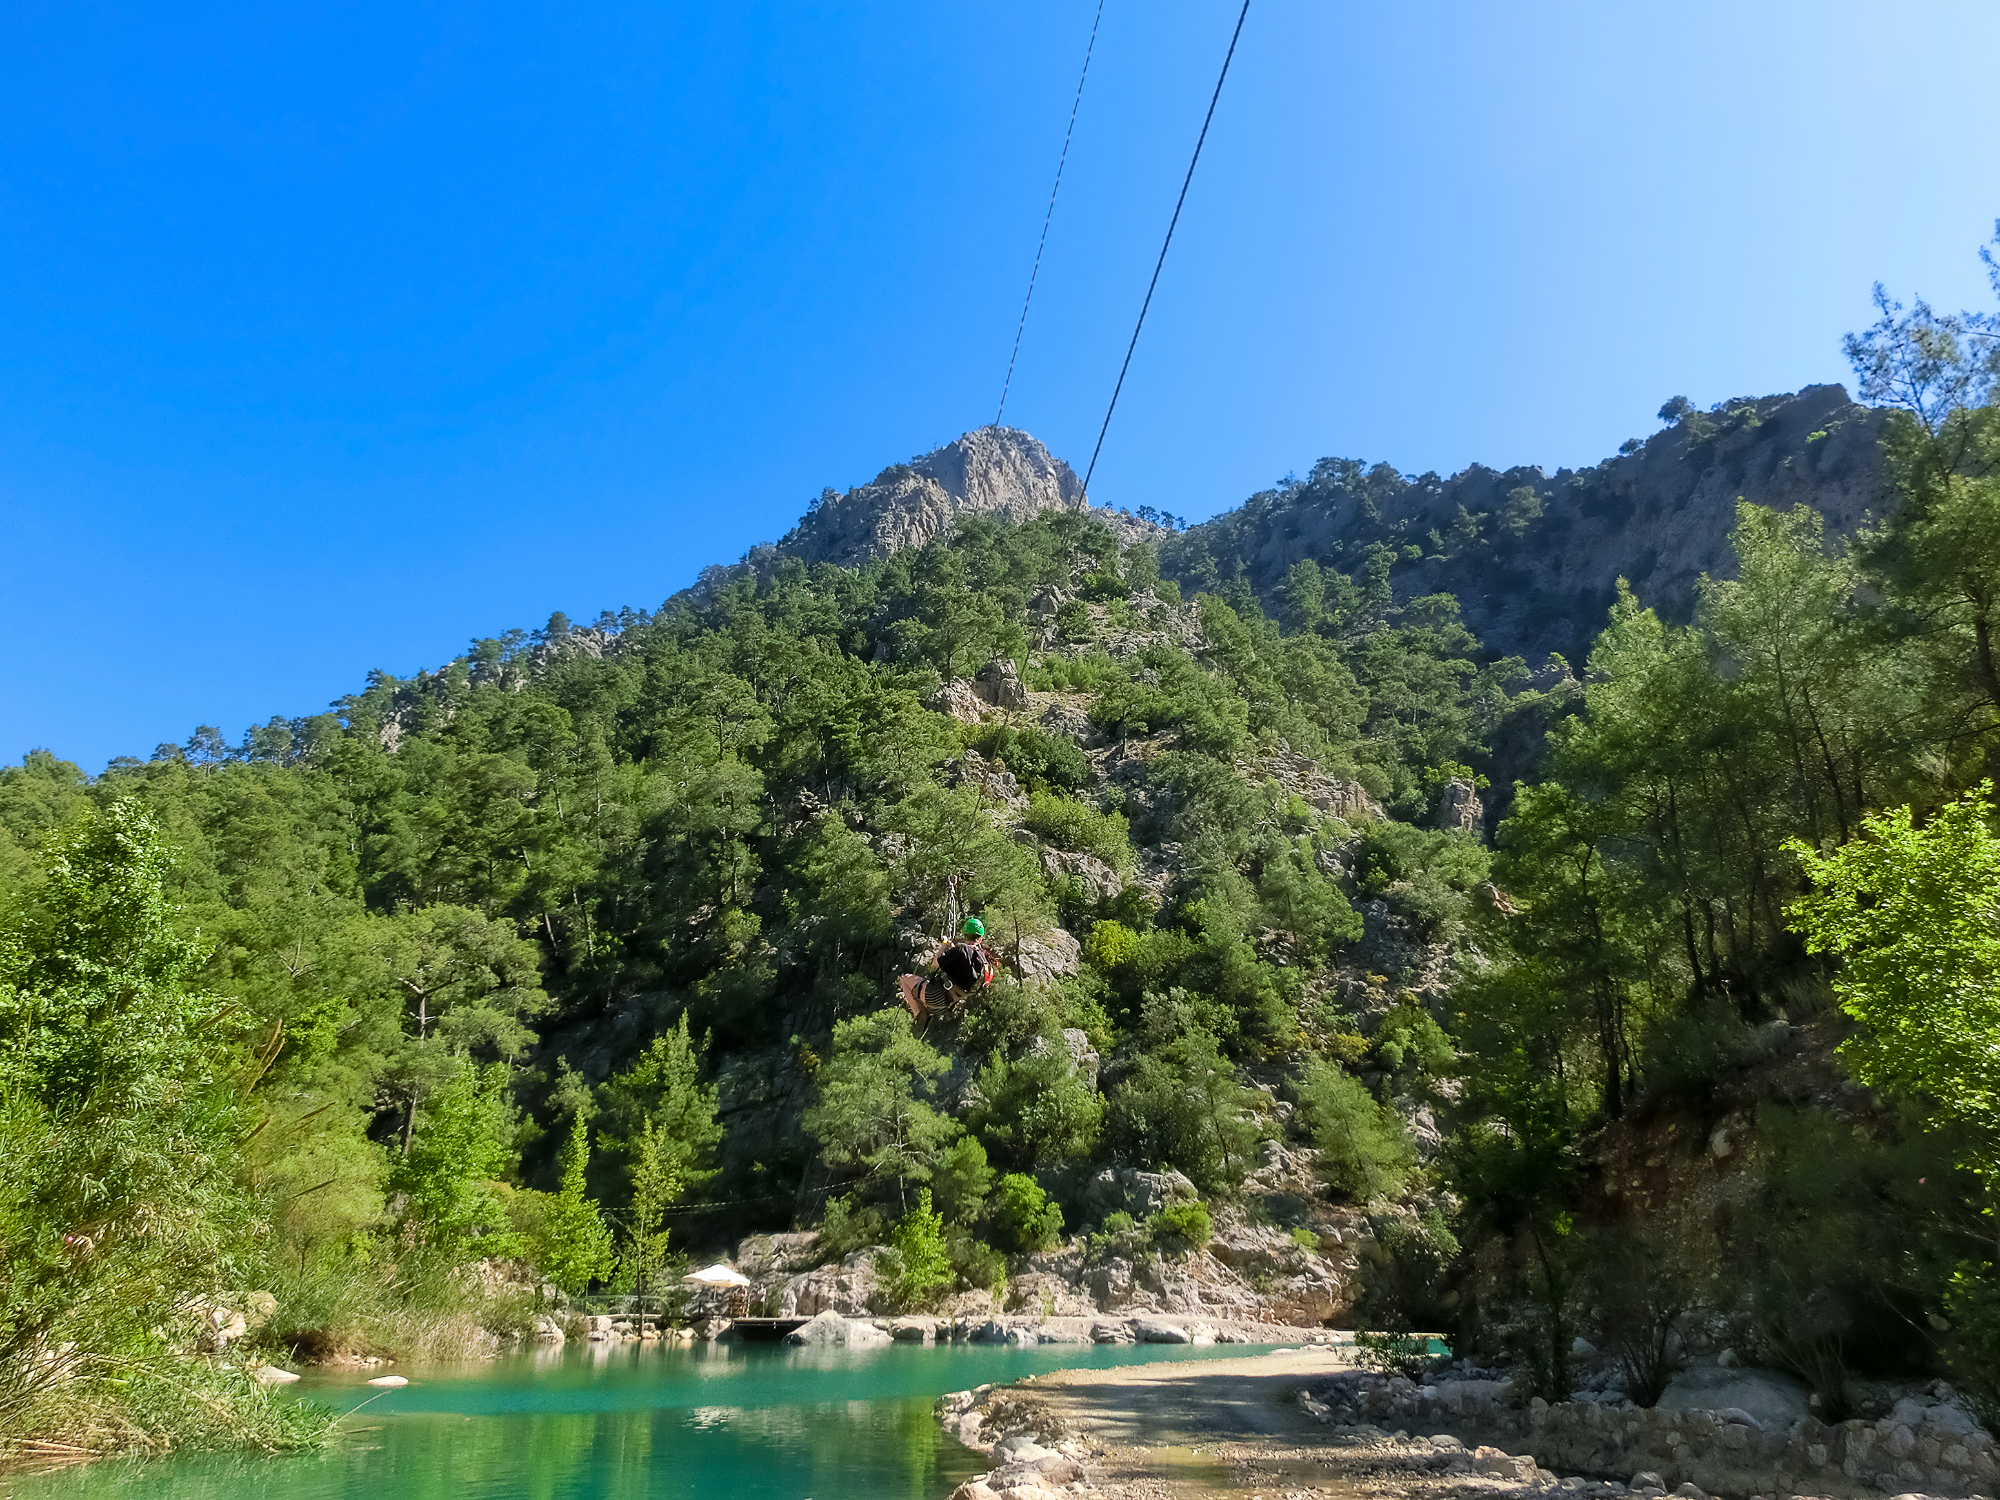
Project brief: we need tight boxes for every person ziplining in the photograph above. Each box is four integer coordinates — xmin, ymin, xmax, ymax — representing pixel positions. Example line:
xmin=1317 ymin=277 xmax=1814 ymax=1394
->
xmin=892 ymin=2 xmax=1252 ymax=1033
xmin=899 ymin=916 xmax=995 ymax=1024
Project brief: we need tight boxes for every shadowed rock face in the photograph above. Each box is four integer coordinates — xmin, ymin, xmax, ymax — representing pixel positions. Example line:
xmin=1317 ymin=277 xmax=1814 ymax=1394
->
xmin=1160 ymin=384 xmax=1893 ymax=664
xmin=774 ymin=426 xmax=1090 ymax=570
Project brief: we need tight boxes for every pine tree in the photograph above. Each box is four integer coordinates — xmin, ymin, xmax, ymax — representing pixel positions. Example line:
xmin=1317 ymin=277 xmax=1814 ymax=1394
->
xmin=536 ymin=1116 xmax=616 ymax=1297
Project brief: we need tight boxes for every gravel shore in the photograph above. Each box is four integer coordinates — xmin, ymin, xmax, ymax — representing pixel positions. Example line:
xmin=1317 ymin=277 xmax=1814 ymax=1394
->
xmin=935 ymin=1350 xmax=1813 ymax=1500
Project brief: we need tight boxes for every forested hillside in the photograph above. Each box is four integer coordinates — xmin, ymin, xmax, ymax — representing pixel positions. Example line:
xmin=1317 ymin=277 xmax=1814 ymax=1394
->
xmin=6 ymin=245 xmax=2000 ymax=1455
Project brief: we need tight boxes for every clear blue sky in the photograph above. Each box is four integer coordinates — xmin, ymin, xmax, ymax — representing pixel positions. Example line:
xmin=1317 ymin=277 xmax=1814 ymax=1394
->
xmin=5 ymin=1 xmax=1998 ymax=771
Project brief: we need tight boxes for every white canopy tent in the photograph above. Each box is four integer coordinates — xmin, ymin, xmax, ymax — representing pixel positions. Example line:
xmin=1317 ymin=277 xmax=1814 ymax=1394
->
xmin=681 ymin=1264 xmax=752 ymax=1288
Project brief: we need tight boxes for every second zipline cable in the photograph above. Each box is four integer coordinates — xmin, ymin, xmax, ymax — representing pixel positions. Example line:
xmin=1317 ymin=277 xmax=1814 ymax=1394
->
xmin=1081 ymin=0 xmax=1251 ymax=496
xmin=996 ymin=0 xmax=1107 ymax=429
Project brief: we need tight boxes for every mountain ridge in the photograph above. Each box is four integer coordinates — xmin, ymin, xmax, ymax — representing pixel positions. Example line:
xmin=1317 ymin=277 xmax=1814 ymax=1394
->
xmin=691 ymin=386 xmax=1890 ymax=670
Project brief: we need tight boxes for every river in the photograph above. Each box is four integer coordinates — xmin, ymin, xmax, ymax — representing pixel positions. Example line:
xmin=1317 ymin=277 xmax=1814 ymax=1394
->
xmin=4 ymin=1339 xmax=1276 ymax=1499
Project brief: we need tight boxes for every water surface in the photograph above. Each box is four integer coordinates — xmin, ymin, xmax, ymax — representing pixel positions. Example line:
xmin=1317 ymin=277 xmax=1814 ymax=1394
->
xmin=6 ymin=1338 xmax=1277 ymax=1500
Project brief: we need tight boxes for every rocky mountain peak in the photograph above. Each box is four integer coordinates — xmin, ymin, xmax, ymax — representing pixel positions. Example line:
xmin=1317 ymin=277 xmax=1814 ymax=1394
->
xmin=769 ymin=426 xmax=1087 ymax=571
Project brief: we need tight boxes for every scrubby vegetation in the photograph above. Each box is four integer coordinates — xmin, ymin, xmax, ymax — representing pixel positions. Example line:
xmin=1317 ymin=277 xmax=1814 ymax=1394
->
xmin=8 ymin=235 xmax=2000 ymax=1454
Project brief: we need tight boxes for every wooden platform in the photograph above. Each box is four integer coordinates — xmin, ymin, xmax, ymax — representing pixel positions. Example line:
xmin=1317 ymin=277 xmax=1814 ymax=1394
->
xmin=730 ymin=1317 xmax=810 ymax=1342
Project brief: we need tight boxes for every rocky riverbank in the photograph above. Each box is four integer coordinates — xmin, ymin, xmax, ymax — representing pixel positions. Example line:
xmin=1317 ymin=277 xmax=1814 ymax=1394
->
xmin=935 ymin=1349 xmax=2000 ymax=1500
xmin=566 ymin=1306 xmax=1339 ymax=1349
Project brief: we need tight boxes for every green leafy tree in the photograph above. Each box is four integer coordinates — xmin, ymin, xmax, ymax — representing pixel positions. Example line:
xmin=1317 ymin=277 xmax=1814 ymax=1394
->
xmin=0 ymin=802 xmax=326 ymax=1451
xmin=371 ymin=905 xmax=550 ymax=1156
xmin=988 ymin=1174 xmax=1063 ymax=1254
xmin=599 ymin=1015 xmax=722 ymax=1300
xmin=970 ymin=1044 xmax=1104 ymax=1171
xmin=1787 ymin=785 xmax=2000 ymax=1153
xmin=1291 ymin=1056 xmax=1417 ymax=1200
xmin=1107 ymin=1017 xmax=1260 ymax=1194
xmin=385 ymin=1059 xmax=519 ymax=1257
xmin=882 ymin=1189 xmax=954 ymax=1309
xmin=932 ymin=1135 xmax=994 ymax=1225
xmin=535 ymin=1116 xmax=616 ymax=1295
xmin=804 ymin=1008 xmax=959 ymax=1209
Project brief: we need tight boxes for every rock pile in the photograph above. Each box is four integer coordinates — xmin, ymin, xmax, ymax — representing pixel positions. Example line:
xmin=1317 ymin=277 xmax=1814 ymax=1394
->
xmin=1299 ymin=1366 xmax=2000 ymax=1499
xmin=938 ymin=1391 xmax=1100 ymax=1500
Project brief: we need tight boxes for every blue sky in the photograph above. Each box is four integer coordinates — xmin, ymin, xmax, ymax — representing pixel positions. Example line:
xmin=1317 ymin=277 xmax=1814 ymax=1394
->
xmin=5 ymin=0 xmax=1999 ymax=771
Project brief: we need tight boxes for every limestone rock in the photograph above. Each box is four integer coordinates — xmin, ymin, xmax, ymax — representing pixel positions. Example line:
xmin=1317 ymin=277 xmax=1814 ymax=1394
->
xmin=784 ymin=1309 xmax=892 ymax=1347
xmin=1161 ymin=384 xmax=1888 ymax=666
xmin=1132 ymin=1317 xmax=1191 ymax=1344
xmin=1433 ymin=777 xmax=1484 ymax=834
xmin=1236 ymin=746 xmax=1383 ymax=824
xmin=930 ymin=679 xmax=989 ymax=724
xmin=1036 ymin=702 xmax=1095 ymax=744
xmin=1036 ymin=846 xmax=1122 ymax=905
xmin=756 ymin=427 xmax=1161 ymax=575
xmin=1009 ymin=925 xmax=1081 ymax=985
xmin=975 ymin=658 xmax=1029 ymax=710
xmin=781 ymin=1248 xmax=884 ymax=1317
xmin=1025 ymin=1027 xmax=1101 ymax=1091
xmin=1656 ymin=1367 xmax=1811 ymax=1430
xmin=734 ymin=1231 xmax=823 ymax=1281
xmin=1082 ymin=1166 xmax=1197 ymax=1220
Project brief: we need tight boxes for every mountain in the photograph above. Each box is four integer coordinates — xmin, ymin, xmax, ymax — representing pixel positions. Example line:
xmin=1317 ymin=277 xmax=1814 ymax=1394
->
xmin=704 ymin=389 xmax=1889 ymax=673
xmin=719 ymin=426 xmax=1160 ymax=584
xmin=1161 ymin=384 xmax=1889 ymax=665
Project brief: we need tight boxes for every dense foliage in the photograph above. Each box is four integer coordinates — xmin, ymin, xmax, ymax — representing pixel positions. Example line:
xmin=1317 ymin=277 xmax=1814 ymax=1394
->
xmin=8 ymin=233 xmax=2000 ymax=1452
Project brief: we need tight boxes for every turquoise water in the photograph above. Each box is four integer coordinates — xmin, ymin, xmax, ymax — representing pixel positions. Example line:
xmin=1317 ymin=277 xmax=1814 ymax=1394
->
xmin=4 ymin=1339 xmax=1276 ymax=1500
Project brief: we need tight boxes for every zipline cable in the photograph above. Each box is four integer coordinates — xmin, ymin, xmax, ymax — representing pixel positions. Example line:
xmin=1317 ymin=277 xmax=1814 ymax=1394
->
xmin=995 ymin=0 xmax=1106 ymax=430
xmin=1080 ymin=0 xmax=1251 ymax=498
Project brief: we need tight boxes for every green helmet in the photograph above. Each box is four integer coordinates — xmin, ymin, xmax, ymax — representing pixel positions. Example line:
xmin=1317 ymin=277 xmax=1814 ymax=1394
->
xmin=961 ymin=916 xmax=985 ymax=939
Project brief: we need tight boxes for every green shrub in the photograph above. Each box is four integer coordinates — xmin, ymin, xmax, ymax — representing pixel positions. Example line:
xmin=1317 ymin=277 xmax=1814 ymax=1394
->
xmin=1087 ymin=678 xmax=1183 ymax=740
xmin=1055 ymin=600 xmax=1094 ymax=642
xmin=1025 ymin=651 xmax=1123 ymax=693
xmin=1355 ymin=1207 xmax=1462 ymax=1338
xmin=966 ymin=724 xmax=1091 ymax=795
xmin=1948 ymin=1265 xmax=2000 ymax=1430
xmin=1290 ymin=1225 xmax=1321 ymax=1252
xmin=1373 ymin=1001 xmax=1454 ymax=1079
xmin=1023 ymin=792 xmax=1134 ymax=874
xmin=1254 ymin=835 xmax=1363 ymax=958
xmin=881 ymin=1190 xmax=953 ymax=1310
xmin=817 ymin=1194 xmax=888 ymax=1257
xmin=988 ymin=1174 xmax=1064 ymax=1254
xmin=933 ymin=1136 xmax=994 ymax=1225
xmin=949 ymin=1233 xmax=1008 ymax=1293
xmin=1352 ymin=820 xmax=1490 ymax=941
xmin=1107 ymin=1023 xmax=1261 ymax=1194
xmin=1291 ymin=1056 xmax=1416 ymax=1200
xmin=971 ymin=1045 xmax=1104 ymax=1171
xmin=1355 ymin=1328 xmax=1433 ymax=1379
xmin=1101 ymin=1211 xmax=1136 ymax=1236
xmin=1081 ymin=568 xmax=1129 ymax=602
xmin=1150 ymin=1200 xmax=1212 ymax=1248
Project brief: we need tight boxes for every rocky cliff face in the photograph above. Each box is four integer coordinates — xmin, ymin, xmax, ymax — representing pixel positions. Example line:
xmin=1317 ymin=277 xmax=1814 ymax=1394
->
xmin=1160 ymin=385 xmax=1892 ymax=664
xmin=683 ymin=426 xmax=1164 ymax=602
xmin=756 ymin=425 xmax=1160 ymax=573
